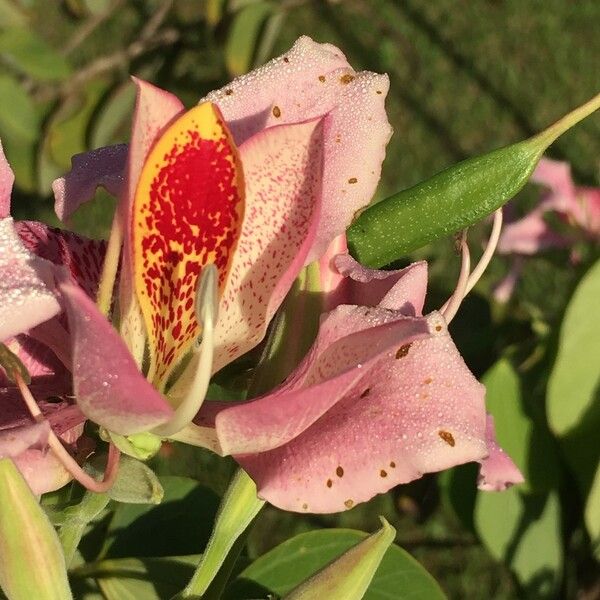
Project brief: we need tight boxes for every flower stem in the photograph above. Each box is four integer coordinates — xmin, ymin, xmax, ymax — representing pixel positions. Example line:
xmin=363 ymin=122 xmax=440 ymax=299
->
xmin=441 ymin=230 xmax=471 ymax=324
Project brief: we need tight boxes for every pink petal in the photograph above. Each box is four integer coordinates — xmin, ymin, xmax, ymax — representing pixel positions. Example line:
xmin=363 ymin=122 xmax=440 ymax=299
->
xmin=477 ymin=415 xmax=524 ymax=491
xmin=57 ymin=276 xmax=173 ymax=435
xmin=52 ymin=144 xmax=128 ymax=221
xmin=0 ymin=218 xmax=61 ymax=342
xmin=497 ymin=208 xmax=569 ymax=255
xmin=215 ymin=313 xmax=430 ymax=456
xmin=16 ymin=221 xmax=106 ymax=298
xmin=230 ymin=314 xmax=488 ymax=513
xmin=0 ymin=139 xmax=14 ymax=218
xmin=492 ymin=258 xmax=524 ymax=304
xmin=572 ymin=187 xmax=600 ymax=235
xmin=334 ymin=255 xmax=428 ymax=315
xmin=213 ymin=118 xmax=324 ymax=373
xmin=12 ymin=449 xmax=74 ymax=495
xmin=119 ymin=78 xmax=184 ymax=362
xmin=531 ymin=157 xmax=576 ymax=211
xmin=0 ymin=421 xmax=49 ymax=458
xmin=204 ymin=36 xmax=392 ymax=261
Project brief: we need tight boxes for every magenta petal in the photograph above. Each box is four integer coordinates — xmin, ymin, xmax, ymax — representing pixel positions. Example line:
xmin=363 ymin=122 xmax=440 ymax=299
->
xmin=531 ymin=158 xmax=576 ymax=210
xmin=215 ymin=315 xmax=430 ymax=456
xmin=213 ymin=119 xmax=324 ymax=372
xmin=58 ymin=277 xmax=173 ymax=434
xmin=16 ymin=221 xmax=106 ymax=298
xmin=477 ymin=415 xmax=524 ymax=491
xmin=0 ymin=140 xmax=13 ymax=218
xmin=0 ymin=218 xmax=61 ymax=342
xmin=52 ymin=144 xmax=128 ymax=221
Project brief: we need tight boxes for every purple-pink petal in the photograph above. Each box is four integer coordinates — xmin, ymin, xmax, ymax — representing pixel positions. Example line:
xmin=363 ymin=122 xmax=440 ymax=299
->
xmin=0 ymin=218 xmax=61 ymax=342
xmin=58 ymin=277 xmax=173 ymax=435
xmin=52 ymin=144 xmax=128 ymax=221
xmin=0 ymin=140 xmax=13 ymax=218
xmin=477 ymin=415 xmax=524 ymax=491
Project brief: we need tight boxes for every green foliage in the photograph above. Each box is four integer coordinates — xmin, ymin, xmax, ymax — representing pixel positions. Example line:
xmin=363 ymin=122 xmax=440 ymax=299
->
xmin=547 ymin=259 xmax=600 ymax=435
xmin=226 ymin=527 xmax=446 ymax=600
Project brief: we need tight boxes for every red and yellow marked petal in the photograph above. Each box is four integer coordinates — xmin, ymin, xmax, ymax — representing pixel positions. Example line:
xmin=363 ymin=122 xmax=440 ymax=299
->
xmin=133 ymin=102 xmax=244 ymax=387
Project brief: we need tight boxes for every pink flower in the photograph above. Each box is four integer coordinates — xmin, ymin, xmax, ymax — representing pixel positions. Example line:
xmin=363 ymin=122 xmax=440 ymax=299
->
xmin=0 ymin=37 xmax=392 ymax=491
xmin=496 ymin=157 xmax=600 ymax=300
xmin=190 ymin=241 xmax=523 ymax=513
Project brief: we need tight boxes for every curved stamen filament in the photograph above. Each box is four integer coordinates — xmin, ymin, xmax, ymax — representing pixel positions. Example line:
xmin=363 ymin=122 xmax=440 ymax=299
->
xmin=152 ymin=264 xmax=218 ymax=437
xmin=440 ymin=208 xmax=504 ymax=323
xmin=440 ymin=230 xmax=471 ymax=324
xmin=465 ymin=208 xmax=503 ymax=295
xmin=16 ymin=375 xmax=120 ymax=493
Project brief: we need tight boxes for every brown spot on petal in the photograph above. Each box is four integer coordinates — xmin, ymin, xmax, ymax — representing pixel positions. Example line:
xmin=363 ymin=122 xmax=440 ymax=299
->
xmin=283 ymin=57 xmax=289 ymax=63
xmin=376 ymin=90 xmax=383 ymax=94
xmin=272 ymin=105 xmax=281 ymax=118
xmin=396 ymin=344 xmax=411 ymax=359
xmin=435 ymin=325 xmax=442 ymax=332
xmin=336 ymin=466 xmax=344 ymax=478
xmin=344 ymin=499 xmax=354 ymax=509
xmin=424 ymin=377 xmax=433 ymax=385
xmin=360 ymin=388 xmax=370 ymax=398
xmin=390 ymin=461 xmax=396 ymax=468
xmin=380 ymin=469 xmax=388 ymax=478
xmin=302 ymin=503 xmax=308 ymax=510
xmin=348 ymin=177 xmax=358 ymax=184
xmin=318 ymin=75 xmax=326 ymax=82
xmin=439 ymin=430 xmax=456 ymax=447
xmin=326 ymin=479 xmax=333 ymax=488
xmin=340 ymin=74 xmax=355 ymax=84
xmin=225 ymin=89 xmax=233 ymax=96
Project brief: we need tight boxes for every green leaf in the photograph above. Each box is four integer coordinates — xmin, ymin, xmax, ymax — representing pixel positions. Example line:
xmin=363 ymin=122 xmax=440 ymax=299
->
xmin=73 ymin=556 xmax=198 ymax=600
xmin=0 ymin=342 xmax=30 ymax=384
xmin=205 ymin=0 xmax=227 ymax=26
xmin=101 ymin=455 xmax=163 ymax=505
xmin=90 ymin=82 xmax=136 ymax=148
xmin=347 ymin=93 xmax=600 ymax=267
xmin=225 ymin=528 xmax=445 ymax=600
xmin=475 ymin=489 xmax=562 ymax=597
xmin=0 ymin=27 xmax=72 ymax=81
xmin=0 ymin=0 xmax=27 ymax=28
xmin=0 ymin=459 xmax=72 ymax=599
xmin=0 ymin=75 xmax=39 ymax=142
xmin=102 ymin=476 xmax=220 ymax=559
xmin=585 ymin=463 xmax=600 ymax=544
xmin=547 ymin=259 xmax=600 ymax=435
xmin=225 ymin=2 xmax=274 ymax=76
xmin=180 ymin=470 xmax=264 ymax=598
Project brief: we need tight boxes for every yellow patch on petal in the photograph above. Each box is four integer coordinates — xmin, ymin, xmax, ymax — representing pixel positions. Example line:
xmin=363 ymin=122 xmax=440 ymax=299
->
xmin=133 ymin=102 xmax=244 ymax=387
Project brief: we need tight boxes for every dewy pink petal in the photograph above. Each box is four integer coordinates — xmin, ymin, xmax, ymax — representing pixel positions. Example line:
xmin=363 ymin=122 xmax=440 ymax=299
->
xmin=0 ymin=140 xmax=14 ymax=218
xmin=52 ymin=144 xmax=128 ymax=221
xmin=215 ymin=314 xmax=430 ymax=455
xmin=204 ymin=36 xmax=392 ymax=262
xmin=233 ymin=314 xmax=488 ymax=513
xmin=477 ymin=415 xmax=524 ymax=491
xmin=0 ymin=218 xmax=61 ymax=342
xmin=212 ymin=119 xmax=325 ymax=373
xmin=58 ymin=277 xmax=174 ymax=435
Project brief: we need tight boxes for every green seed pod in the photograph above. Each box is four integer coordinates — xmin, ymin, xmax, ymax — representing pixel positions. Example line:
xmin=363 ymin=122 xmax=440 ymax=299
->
xmin=0 ymin=459 xmax=72 ymax=600
xmin=347 ymin=93 xmax=600 ymax=268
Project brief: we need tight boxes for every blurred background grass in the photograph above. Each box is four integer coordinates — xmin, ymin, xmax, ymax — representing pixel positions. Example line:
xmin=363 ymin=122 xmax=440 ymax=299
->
xmin=1 ymin=1 xmax=599 ymax=598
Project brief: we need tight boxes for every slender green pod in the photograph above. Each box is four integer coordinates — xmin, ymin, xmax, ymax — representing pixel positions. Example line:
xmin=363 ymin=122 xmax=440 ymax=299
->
xmin=347 ymin=92 xmax=600 ymax=268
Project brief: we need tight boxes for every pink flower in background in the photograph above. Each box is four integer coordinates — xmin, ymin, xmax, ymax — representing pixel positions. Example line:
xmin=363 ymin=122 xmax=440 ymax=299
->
xmin=495 ymin=157 xmax=600 ymax=301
